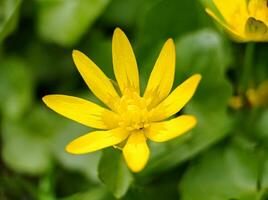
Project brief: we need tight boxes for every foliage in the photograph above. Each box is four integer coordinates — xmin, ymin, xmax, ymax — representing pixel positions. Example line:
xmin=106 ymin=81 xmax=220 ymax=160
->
xmin=0 ymin=0 xmax=267 ymax=199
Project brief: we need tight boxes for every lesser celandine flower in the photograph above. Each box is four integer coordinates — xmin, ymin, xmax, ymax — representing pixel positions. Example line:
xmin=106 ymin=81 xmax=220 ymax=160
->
xmin=42 ymin=28 xmax=201 ymax=172
xmin=229 ymin=96 xmax=244 ymax=109
xmin=229 ymin=81 xmax=268 ymax=109
xmin=206 ymin=0 xmax=268 ymax=42
xmin=247 ymin=80 xmax=268 ymax=107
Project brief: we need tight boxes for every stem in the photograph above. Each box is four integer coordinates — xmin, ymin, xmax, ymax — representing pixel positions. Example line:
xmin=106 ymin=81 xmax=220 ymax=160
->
xmin=241 ymin=42 xmax=255 ymax=93
xmin=38 ymin=166 xmax=55 ymax=200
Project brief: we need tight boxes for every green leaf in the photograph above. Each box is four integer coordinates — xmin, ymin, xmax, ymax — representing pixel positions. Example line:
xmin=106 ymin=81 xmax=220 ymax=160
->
xmin=100 ymin=0 xmax=145 ymax=28
xmin=61 ymin=187 xmax=114 ymax=200
xmin=2 ymin=126 xmax=50 ymax=175
xmin=1 ymin=105 xmax=58 ymax=174
xmin=135 ymin=0 xmax=203 ymax=67
xmin=98 ymin=149 xmax=133 ymax=198
xmin=37 ymin=0 xmax=110 ymax=46
xmin=52 ymin=121 xmax=101 ymax=183
xmin=137 ymin=0 xmax=200 ymax=45
xmin=140 ymin=29 xmax=233 ymax=176
xmin=0 ymin=57 xmax=34 ymax=120
xmin=260 ymin=153 xmax=268 ymax=194
xmin=179 ymin=140 xmax=262 ymax=200
xmin=0 ymin=0 xmax=21 ymax=42
xmin=255 ymin=109 xmax=268 ymax=141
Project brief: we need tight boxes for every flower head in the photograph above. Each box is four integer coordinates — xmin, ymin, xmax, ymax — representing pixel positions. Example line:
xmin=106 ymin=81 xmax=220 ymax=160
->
xmin=247 ymin=80 xmax=268 ymax=107
xmin=229 ymin=80 xmax=268 ymax=109
xmin=206 ymin=0 xmax=268 ymax=42
xmin=42 ymin=28 xmax=201 ymax=172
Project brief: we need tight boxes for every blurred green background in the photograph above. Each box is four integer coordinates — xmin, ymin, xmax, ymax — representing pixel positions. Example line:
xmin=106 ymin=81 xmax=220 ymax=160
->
xmin=0 ymin=0 xmax=268 ymax=199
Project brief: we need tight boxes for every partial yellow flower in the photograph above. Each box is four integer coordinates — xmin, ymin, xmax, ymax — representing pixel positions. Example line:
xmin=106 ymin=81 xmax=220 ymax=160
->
xmin=229 ymin=80 xmax=268 ymax=109
xmin=229 ymin=95 xmax=244 ymax=109
xmin=42 ymin=28 xmax=201 ymax=173
xmin=206 ymin=0 xmax=268 ymax=42
xmin=247 ymin=80 xmax=268 ymax=107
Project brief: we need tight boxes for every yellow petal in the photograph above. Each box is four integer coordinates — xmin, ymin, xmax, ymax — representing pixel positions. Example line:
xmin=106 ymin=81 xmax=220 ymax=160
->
xmin=248 ymin=0 xmax=268 ymax=25
xmin=43 ymin=95 xmax=119 ymax=129
xmin=143 ymin=39 xmax=176 ymax=109
xmin=66 ymin=128 xmax=128 ymax=154
xmin=150 ymin=74 xmax=201 ymax=121
xmin=212 ymin=0 xmax=248 ymax=33
xmin=112 ymin=28 xmax=140 ymax=95
xmin=145 ymin=115 xmax=196 ymax=142
xmin=123 ymin=132 xmax=149 ymax=173
xmin=72 ymin=50 xmax=120 ymax=110
xmin=244 ymin=17 xmax=268 ymax=41
xmin=206 ymin=8 xmax=246 ymax=42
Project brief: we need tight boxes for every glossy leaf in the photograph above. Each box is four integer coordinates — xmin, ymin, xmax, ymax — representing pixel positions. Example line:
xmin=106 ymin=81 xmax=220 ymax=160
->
xmin=0 ymin=58 xmax=34 ymax=120
xmin=1 ymin=106 xmax=57 ymax=174
xmin=0 ymin=0 xmax=21 ymax=42
xmin=179 ymin=139 xmax=264 ymax=200
xmin=37 ymin=0 xmax=110 ymax=46
xmin=62 ymin=187 xmax=114 ymax=200
xmin=98 ymin=149 xmax=133 ymax=198
xmin=52 ymin=120 xmax=101 ymax=182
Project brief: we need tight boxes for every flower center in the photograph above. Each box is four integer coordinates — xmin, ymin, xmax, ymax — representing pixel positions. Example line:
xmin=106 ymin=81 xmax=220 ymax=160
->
xmin=116 ymin=90 xmax=150 ymax=131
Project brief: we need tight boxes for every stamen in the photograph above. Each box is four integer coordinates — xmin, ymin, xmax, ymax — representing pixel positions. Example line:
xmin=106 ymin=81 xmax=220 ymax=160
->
xmin=116 ymin=91 xmax=150 ymax=131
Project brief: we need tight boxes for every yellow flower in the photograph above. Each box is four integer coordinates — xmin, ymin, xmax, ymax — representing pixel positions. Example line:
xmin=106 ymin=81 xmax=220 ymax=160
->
xmin=228 ymin=81 xmax=268 ymax=109
xmin=247 ymin=80 xmax=268 ymax=107
xmin=42 ymin=28 xmax=201 ymax=172
xmin=206 ymin=0 xmax=268 ymax=42
xmin=229 ymin=95 xmax=244 ymax=109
